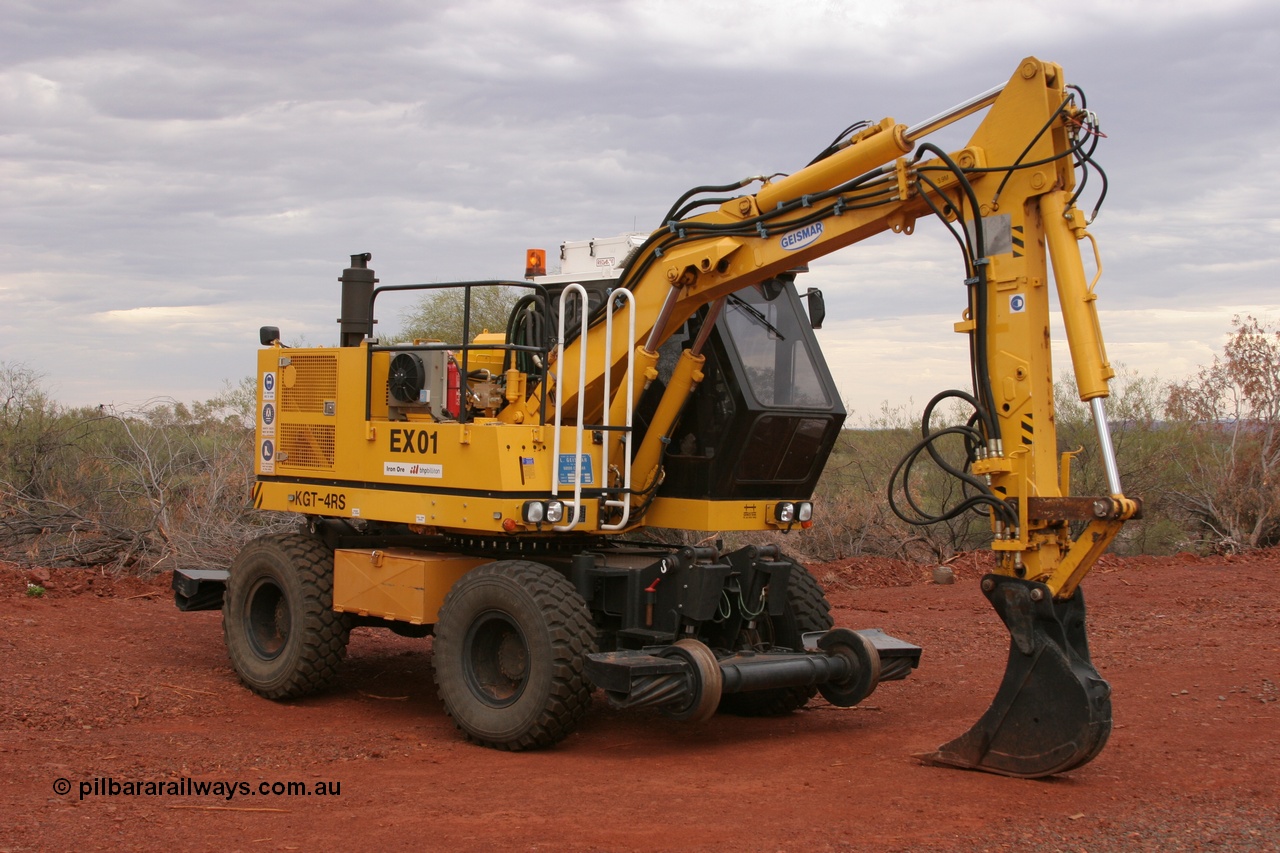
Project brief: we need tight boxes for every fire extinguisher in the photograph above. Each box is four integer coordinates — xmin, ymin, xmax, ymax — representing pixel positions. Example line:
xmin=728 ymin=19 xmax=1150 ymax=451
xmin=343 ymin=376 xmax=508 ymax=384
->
xmin=447 ymin=356 xmax=461 ymax=416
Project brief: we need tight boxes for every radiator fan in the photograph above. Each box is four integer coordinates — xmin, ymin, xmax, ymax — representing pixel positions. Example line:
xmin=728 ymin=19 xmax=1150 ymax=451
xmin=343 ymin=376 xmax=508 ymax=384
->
xmin=388 ymin=352 xmax=426 ymax=404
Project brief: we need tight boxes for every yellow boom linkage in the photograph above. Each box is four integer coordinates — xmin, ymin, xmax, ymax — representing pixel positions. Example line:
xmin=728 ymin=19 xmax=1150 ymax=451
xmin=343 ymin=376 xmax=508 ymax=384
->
xmin=520 ymin=57 xmax=1137 ymax=587
xmin=498 ymin=56 xmax=1137 ymax=774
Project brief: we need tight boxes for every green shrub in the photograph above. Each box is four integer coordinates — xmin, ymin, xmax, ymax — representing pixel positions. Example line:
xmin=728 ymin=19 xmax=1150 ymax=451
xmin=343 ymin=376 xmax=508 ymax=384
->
xmin=1165 ymin=316 xmax=1280 ymax=552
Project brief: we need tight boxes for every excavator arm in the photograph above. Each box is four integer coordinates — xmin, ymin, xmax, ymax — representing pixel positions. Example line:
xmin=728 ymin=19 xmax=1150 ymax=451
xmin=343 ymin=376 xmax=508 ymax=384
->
xmin=526 ymin=56 xmax=1137 ymax=577
xmin=517 ymin=56 xmax=1136 ymax=775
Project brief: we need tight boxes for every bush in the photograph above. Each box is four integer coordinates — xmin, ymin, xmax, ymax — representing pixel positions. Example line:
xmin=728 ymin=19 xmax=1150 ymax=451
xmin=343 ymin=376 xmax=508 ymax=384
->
xmin=0 ymin=370 xmax=290 ymax=575
xmin=1054 ymin=366 xmax=1185 ymax=555
xmin=1165 ymin=316 xmax=1280 ymax=552
xmin=0 ymin=363 xmax=65 ymax=503
xmin=782 ymin=401 xmax=992 ymax=564
xmin=7 ymin=314 xmax=1278 ymax=574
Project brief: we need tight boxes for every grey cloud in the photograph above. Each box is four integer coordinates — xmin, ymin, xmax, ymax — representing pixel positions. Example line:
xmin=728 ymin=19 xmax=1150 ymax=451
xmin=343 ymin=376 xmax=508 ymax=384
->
xmin=1 ymin=0 xmax=1277 ymax=410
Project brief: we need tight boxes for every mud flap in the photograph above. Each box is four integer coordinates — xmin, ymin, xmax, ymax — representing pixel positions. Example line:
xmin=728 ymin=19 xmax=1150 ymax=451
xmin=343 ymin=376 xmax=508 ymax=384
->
xmin=919 ymin=574 xmax=1111 ymax=778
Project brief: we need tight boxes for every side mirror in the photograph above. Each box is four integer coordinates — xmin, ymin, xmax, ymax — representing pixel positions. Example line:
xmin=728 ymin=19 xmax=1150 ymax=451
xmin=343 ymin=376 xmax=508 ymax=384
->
xmin=260 ymin=326 xmax=281 ymax=346
xmin=804 ymin=289 xmax=825 ymax=330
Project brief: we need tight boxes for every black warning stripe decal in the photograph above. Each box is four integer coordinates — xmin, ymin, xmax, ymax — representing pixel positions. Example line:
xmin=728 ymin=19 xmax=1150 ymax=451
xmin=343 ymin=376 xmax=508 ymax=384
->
xmin=255 ymin=474 xmax=597 ymax=501
xmin=252 ymin=481 xmax=264 ymax=509
xmin=1012 ymin=225 xmax=1025 ymax=258
xmin=1021 ymin=412 xmax=1034 ymax=446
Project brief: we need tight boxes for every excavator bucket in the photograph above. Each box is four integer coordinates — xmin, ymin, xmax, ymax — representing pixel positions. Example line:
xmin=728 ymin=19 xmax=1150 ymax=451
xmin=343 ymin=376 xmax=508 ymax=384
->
xmin=919 ymin=574 xmax=1111 ymax=778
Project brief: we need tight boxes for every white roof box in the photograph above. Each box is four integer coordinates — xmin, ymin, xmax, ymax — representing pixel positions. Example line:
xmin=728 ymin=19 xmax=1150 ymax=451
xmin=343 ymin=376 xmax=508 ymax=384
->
xmin=536 ymin=233 xmax=647 ymax=284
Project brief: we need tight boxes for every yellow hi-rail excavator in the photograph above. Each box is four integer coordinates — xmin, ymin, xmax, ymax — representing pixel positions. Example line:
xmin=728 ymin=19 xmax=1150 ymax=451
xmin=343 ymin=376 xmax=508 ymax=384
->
xmin=175 ymin=57 xmax=1138 ymax=778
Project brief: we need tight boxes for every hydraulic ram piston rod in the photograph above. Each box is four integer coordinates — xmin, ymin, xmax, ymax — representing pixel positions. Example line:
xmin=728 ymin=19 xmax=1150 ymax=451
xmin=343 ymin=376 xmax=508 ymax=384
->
xmin=904 ymin=83 xmax=1006 ymax=143
xmin=1091 ymin=396 xmax=1124 ymax=496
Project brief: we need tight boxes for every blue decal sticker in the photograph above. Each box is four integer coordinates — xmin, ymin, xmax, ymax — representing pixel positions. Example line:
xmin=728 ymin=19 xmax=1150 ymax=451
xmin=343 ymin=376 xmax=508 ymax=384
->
xmin=557 ymin=454 xmax=594 ymax=486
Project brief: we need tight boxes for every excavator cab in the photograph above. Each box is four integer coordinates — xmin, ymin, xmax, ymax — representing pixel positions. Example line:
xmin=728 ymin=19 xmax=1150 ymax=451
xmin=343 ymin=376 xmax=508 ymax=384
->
xmin=656 ymin=278 xmax=845 ymax=502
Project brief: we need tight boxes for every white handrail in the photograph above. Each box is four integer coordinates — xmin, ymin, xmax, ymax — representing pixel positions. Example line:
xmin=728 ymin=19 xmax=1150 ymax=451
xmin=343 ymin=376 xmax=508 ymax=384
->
xmin=600 ymin=288 xmax=636 ymax=531
xmin=551 ymin=284 xmax=589 ymax=531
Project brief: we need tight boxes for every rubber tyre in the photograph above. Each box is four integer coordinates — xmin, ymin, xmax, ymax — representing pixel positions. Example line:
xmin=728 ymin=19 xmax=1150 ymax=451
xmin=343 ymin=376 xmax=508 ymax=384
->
xmin=718 ymin=559 xmax=834 ymax=717
xmin=433 ymin=561 xmax=596 ymax=750
xmin=222 ymin=533 xmax=351 ymax=700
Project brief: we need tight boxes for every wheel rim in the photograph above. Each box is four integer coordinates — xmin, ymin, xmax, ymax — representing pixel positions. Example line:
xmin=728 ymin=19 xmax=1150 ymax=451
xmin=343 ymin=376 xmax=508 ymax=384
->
xmin=463 ymin=610 xmax=530 ymax=708
xmin=245 ymin=577 xmax=290 ymax=661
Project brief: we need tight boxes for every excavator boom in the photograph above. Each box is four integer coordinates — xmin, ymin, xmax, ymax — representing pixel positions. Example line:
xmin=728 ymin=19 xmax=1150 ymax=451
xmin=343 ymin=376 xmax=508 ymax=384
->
xmin=532 ymin=56 xmax=1135 ymax=775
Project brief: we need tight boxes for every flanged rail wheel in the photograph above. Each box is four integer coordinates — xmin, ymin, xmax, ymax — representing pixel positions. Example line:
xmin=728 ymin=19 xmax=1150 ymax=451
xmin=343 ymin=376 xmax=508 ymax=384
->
xmin=660 ymin=638 xmax=722 ymax=723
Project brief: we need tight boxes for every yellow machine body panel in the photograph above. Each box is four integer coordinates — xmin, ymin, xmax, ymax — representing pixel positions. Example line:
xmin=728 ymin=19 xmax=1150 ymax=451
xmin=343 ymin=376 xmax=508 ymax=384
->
xmin=332 ymin=548 xmax=486 ymax=624
xmin=642 ymin=498 xmax=802 ymax=532
xmin=253 ymin=346 xmax=808 ymax=535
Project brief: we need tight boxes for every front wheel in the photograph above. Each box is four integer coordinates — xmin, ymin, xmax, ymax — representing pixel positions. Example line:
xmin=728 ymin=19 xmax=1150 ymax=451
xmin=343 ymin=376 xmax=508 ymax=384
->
xmin=433 ymin=561 xmax=596 ymax=750
xmin=222 ymin=533 xmax=351 ymax=700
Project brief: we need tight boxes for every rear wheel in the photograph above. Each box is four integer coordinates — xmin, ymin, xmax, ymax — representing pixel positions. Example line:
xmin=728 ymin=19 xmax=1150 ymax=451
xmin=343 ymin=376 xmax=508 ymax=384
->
xmin=718 ymin=559 xmax=833 ymax=716
xmin=222 ymin=533 xmax=352 ymax=699
xmin=433 ymin=561 xmax=596 ymax=750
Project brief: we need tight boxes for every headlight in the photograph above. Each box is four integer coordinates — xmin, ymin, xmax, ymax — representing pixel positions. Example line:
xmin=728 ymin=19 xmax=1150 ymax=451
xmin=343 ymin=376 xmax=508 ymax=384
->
xmin=545 ymin=501 xmax=565 ymax=523
xmin=521 ymin=501 xmax=545 ymax=523
xmin=797 ymin=502 xmax=813 ymax=522
xmin=775 ymin=502 xmax=796 ymax=523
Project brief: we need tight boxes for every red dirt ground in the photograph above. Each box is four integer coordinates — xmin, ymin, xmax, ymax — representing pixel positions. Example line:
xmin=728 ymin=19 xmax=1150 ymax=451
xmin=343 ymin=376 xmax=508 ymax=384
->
xmin=2 ymin=551 xmax=1277 ymax=852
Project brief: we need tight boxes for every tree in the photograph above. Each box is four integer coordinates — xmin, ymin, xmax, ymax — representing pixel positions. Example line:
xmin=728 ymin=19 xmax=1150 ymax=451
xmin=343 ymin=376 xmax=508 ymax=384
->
xmin=395 ymin=285 xmax=519 ymax=345
xmin=1165 ymin=315 xmax=1280 ymax=552
xmin=1054 ymin=366 xmax=1183 ymax=554
xmin=0 ymin=371 xmax=292 ymax=573
xmin=0 ymin=362 xmax=65 ymax=500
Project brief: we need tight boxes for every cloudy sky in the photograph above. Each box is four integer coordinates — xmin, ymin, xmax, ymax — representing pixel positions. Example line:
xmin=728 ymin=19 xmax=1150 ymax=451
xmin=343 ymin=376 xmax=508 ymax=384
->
xmin=3 ymin=0 xmax=1277 ymax=420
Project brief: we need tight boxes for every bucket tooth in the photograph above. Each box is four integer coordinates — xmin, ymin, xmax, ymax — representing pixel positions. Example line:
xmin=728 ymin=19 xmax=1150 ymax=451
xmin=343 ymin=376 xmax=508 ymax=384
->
xmin=919 ymin=575 xmax=1111 ymax=778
